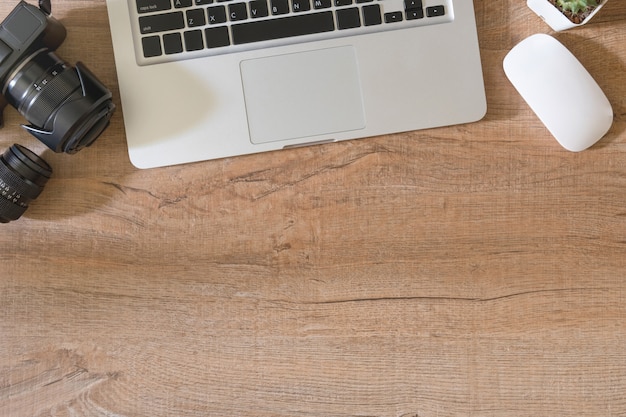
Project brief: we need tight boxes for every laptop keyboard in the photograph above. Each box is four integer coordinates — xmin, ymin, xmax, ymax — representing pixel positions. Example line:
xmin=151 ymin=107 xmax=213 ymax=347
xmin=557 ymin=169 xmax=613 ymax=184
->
xmin=133 ymin=0 xmax=452 ymax=64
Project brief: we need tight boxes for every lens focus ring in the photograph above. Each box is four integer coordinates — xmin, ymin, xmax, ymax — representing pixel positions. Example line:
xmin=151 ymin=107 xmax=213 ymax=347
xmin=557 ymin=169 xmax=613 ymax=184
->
xmin=0 ymin=195 xmax=27 ymax=223
xmin=22 ymin=63 xmax=79 ymax=129
xmin=0 ymin=145 xmax=52 ymax=223
xmin=0 ymin=156 xmax=42 ymax=201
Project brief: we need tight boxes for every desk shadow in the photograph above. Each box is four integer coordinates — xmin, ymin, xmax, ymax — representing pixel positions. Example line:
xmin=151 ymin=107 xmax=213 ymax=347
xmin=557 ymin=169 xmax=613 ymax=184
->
xmin=472 ymin=0 xmax=524 ymax=124
xmin=64 ymin=4 xmax=217 ymax=148
xmin=22 ymin=147 xmax=132 ymax=222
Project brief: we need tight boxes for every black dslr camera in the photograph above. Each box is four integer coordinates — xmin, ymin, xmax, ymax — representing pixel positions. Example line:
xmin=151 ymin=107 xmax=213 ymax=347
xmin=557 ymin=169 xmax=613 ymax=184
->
xmin=0 ymin=0 xmax=115 ymax=223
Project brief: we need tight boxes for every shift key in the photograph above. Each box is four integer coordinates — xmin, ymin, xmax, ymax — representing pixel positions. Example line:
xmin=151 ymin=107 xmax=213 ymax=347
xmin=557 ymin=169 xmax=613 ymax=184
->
xmin=139 ymin=12 xmax=185 ymax=34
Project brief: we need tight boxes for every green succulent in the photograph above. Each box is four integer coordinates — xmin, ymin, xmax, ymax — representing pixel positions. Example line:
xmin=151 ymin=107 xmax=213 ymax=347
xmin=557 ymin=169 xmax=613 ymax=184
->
xmin=556 ymin=0 xmax=598 ymax=15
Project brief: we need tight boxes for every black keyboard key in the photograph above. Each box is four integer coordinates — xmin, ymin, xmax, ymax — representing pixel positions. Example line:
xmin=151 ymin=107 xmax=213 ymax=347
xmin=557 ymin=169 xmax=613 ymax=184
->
xmin=184 ymin=30 xmax=204 ymax=50
xmin=313 ymin=0 xmax=331 ymax=9
xmin=271 ymin=0 xmax=290 ymax=15
xmin=228 ymin=2 xmax=248 ymax=20
xmin=163 ymin=32 xmax=184 ymax=54
xmin=142 ymin=36 xmax=162 ymax=57
xmin=426 ymin=5 xmax=445 ymax=16
xmin=335 ymin=0 xmax=351 ymax=6
xmin=231 ymin=11 xmax=335 ymax=44
xmin=174 ymin=0 xmax=193 ymax=7
xmin=292 ymin=0 xmax=311 ymax=12
xmin=205 ymin=26 xmax=231 ymax=47
xmin=139 ymin=12 xmax=185 ymax=34
xmin=249 ymin=0 xmax=269 ymax=17
xmin=186 ymin=8 xmax=206 ymax=26
xmin=384 ymin=11 xmax=403 ymax=23
xmin=137 ymin=0 xmax=171 ymax=14
xmin=362 ymin=4 xmax=381 ymax=25
xmin=207 ymin=5 xmax=227 ymax=23
xmin=406 ymin=8 xmax=423 ymax=19
xmin=404 ymin=0 xmax=421 ymax=10
xmin=337 ymin=7 xmax=360 ymax=29
xmin=194 ymin=0 xmax=213 ymax=5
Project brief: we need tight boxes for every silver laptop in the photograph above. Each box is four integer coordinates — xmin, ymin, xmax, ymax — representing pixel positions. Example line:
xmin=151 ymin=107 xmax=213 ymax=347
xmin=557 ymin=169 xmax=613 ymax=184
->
xmin=106 ymin=0 xmax=486 ymax=169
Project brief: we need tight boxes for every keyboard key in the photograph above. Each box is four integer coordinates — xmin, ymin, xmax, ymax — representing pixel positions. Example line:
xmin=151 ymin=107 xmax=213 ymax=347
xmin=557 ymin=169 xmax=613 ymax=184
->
xmin=174 ymin=0 xmax=193 ymax=7
xmin=142 ymin=36 xmax=162 ymax=57
xmin=137 ymin=0 xmax=171 ymax=14
xmin=384 ymin=11 xmax=403 ymax=23
xmin=194 ymin=0 xmax=213 ymax=5
xmin=312 ymin=0 xmax=331 ymax=9
xmin=207 ymin=5 xmax=227 ymax=23
xmin=232 ymin=11 xmax=334 ymax=44
xmin=139 ymin=12 xmax=185 ymax=34
xmin=228 ymin=2 xmax=248 ymax=20
xmin=335 ymin=0 xmax=351 ymax=6
xmin=184 ymin=30 xmax=204 ymax=50
xmin=406 ymin=9 xmax=423 ymax=19
xmin=337 ymin=7 xmax=360 ymax=29
xmin=292 ymin=0 xmax=311 ymax=12
xmin=186 ymin=8 xmax=206 ymax=26
xmin=362 ymin=4 xmax=381 ymax=25
xmin=271 ymin=0 xmax=290 ymax=15
xmin=205 ymin=26 xmax=231 ymax=47
xmin=426 ymin=5 xmax=445 ymax=16
xmin=163 ymin=32 xmax=184 ymax=54
xmin=404 ymin=0 xmax=421 ymax=10
xmin=249 ymin=0 xmax=269 ymax=17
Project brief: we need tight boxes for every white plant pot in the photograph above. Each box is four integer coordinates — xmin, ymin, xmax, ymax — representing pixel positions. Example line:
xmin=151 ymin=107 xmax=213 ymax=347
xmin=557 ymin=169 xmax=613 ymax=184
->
xmin=527 ymin=0 xmax=607 ymax=31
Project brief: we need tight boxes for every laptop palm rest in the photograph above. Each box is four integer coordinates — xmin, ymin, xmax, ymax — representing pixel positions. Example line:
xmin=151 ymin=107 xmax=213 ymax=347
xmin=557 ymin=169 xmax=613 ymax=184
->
xmin=240 ymin=46 xmax=366 ymax=145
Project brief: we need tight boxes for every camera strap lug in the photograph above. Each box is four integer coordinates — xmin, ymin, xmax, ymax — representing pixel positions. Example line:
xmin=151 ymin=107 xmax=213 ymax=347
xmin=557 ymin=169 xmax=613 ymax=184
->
xmin=39 ymin=0 xmax=52 ymax=16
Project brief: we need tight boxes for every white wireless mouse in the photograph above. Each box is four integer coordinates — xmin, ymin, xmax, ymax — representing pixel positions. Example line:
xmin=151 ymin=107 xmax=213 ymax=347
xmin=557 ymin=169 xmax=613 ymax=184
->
xmin=503 ymin=34 xmax=613 ymax=152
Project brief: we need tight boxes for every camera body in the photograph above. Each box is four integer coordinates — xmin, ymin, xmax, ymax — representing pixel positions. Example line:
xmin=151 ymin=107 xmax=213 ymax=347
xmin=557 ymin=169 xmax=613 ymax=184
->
xmin=0 ymin=0 xmax=115 ymax=154
xmin=0 ymin=1 xmax=66 ymax=86
xmin=0 ymin=0 xmax=115 ymax=222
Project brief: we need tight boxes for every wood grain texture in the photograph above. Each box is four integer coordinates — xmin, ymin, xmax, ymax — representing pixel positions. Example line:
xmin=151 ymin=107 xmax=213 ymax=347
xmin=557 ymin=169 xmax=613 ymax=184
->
xmin=1 ymin=1 xmax=625 ymax=416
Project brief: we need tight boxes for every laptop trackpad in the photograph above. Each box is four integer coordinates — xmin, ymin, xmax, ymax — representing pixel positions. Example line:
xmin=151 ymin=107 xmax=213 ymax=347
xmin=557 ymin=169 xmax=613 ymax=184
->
xmin=240 ymin=46 xmax=366 ymax=145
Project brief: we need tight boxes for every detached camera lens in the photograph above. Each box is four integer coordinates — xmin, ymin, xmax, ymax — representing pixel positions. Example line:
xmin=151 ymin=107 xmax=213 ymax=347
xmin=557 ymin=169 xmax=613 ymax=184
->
xmin=0 ymin=145 xmax=52 ymax=223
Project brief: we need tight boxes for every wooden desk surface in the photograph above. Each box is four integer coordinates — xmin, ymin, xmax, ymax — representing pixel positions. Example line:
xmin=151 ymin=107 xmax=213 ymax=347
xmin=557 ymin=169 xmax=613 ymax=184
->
xmin=1 ymin=1 xmax=625 ymax=416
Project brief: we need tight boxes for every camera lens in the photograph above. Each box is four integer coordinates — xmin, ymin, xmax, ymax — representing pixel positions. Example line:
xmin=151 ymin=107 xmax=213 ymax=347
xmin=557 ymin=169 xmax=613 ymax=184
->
xmin=3 ymin=49 xmax=115 ymax=154
xmin=0 ymin=144 xmax=52 ymax=223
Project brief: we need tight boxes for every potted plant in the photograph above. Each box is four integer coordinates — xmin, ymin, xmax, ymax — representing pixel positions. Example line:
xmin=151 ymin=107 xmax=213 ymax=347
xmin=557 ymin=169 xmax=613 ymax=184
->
xmin=527 ymin=0 xmax=608 ymax=31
